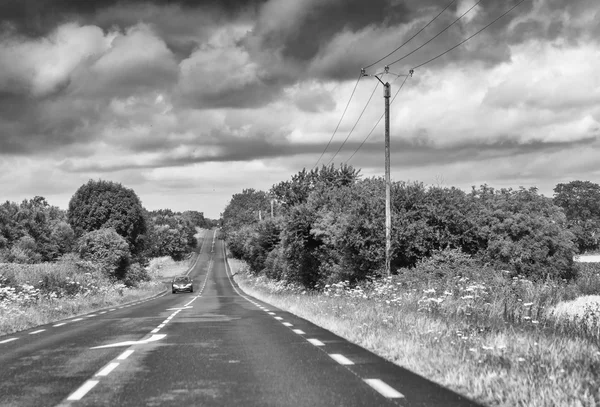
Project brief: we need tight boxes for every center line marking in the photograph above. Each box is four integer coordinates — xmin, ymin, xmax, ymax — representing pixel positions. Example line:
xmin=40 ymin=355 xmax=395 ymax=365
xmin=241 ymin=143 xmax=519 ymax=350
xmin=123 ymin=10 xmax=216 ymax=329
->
xmin=29 ymin=329 xmax=45 ymax=335
xmin=307 ymin=338 xmax=325 ymax=346
xmin=329 ymin=354 xmax=354 ymax=365
xmin=364 ymin=379 xmax=405 ymax=399
xmin=67 ymin=380 xmax=99 ymax=401
xmin=0 ymin=338 xmax=18 ymax=344
xmin=96 ymin=362 xmax=119 ymax=377
xmin=117 ymin=350 xmax=134 ymax=360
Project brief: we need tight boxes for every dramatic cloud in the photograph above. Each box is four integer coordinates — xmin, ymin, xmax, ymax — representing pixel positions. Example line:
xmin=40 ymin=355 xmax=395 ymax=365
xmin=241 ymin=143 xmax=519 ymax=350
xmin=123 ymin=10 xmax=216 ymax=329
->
xmin=1 ymin=0 xmax=599 ymax=217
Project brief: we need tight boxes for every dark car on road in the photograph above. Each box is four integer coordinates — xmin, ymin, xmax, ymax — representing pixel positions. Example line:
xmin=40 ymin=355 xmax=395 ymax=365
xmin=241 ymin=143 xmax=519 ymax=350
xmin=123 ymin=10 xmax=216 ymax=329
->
xmin=172 ymin=276 xmax=193 ymax=294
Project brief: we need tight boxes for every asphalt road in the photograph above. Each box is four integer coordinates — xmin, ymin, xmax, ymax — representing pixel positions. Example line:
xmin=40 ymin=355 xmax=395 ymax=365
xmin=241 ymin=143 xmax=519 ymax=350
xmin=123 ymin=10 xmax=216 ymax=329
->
xmin=0 ymin=230 xmax=482 ymax=407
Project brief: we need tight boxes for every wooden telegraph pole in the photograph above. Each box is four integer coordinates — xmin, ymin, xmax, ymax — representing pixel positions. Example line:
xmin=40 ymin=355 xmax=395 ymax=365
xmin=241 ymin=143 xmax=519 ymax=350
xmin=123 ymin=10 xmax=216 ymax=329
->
xmin=384 ymin=80 xmax=391 ymax=277
xmin=361 ymin=66 xmax=413 ymax=277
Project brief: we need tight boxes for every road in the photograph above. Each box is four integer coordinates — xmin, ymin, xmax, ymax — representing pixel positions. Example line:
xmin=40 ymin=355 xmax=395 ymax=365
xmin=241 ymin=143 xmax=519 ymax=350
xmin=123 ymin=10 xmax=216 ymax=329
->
xmin=0 ymin=230 xmax=481 ymax=407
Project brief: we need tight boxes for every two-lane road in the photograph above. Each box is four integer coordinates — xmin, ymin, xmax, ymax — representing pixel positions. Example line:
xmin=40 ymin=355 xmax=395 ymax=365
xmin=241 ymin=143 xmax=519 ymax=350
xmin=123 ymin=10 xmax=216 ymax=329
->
xmin=0 ymin=230 xmax=480 ymax=406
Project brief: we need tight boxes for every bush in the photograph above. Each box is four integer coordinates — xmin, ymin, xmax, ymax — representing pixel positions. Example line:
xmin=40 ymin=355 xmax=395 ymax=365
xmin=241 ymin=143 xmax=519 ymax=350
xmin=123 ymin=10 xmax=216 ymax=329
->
xmin=122 ymin=263 xmax=151 ymax=288
xmin=77 ymin=228 xmax=131 ymax=280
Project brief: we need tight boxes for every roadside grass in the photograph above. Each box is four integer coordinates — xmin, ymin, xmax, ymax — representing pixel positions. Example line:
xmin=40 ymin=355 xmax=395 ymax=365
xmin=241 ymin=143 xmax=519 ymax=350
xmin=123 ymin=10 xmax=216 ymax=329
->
xmin=230 ymin=259 xmax=600 ymax=407
xmin=0 ymin=254 xmax=194 ymax=337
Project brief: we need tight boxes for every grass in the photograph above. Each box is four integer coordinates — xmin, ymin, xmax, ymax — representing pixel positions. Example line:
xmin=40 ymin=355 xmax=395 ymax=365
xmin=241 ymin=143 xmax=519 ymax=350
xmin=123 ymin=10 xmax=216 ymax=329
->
xmin=0 ymin=254 xmax=195 ymax=337
xmin=229 ymin=258 xmax=600 ymax=407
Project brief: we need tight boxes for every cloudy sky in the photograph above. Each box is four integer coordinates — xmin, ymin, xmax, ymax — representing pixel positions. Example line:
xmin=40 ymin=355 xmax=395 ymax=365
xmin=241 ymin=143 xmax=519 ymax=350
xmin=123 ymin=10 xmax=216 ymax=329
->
xmin=0 ymin=0 xmax=598 ymax=218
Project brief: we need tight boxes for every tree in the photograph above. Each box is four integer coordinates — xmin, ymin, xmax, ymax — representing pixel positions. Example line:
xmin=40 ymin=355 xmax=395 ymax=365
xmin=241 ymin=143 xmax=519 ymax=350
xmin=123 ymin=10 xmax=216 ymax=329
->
xmin=553 ymin=180 xmax=600 ymax=253
xmin=221 ymin=189 xmax=271 ymax=236
xmin=77 ymin=228 xmax=131 ymax=279
xmin=68 ymin=180 xmax=147 ymax=257
xmin=271 ymin=164 xmax=360 ymax=210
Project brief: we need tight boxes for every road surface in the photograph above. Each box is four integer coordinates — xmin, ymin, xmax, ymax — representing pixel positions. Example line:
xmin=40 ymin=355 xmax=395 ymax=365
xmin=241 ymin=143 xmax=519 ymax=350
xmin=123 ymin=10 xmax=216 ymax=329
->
xmin=0 ymin=230 xmax=481 ymax=406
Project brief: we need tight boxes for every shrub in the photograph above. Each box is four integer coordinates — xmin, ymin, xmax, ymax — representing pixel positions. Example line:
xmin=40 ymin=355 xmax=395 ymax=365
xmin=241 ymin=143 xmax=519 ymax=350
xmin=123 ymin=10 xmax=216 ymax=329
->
xmin=77 ymin=228 xmax=131 ymax=280
xmin=122 ymin=263 xmax=151 ymax=288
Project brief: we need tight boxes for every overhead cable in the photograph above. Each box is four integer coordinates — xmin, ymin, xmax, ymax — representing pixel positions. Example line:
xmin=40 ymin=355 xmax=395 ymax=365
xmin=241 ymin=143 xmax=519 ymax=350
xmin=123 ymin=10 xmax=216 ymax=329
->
xmin=326 ymin=79 xmax=381 ymax=165
xmin=386 ymin=0 xmax=482 ymax=67
xmin=411 ymin=0 xmax=528 ymax=70
xmin=313 ymin=74 xmax=362 ymax=169
xmin=363 ymin=0 xmax=457 ymax=70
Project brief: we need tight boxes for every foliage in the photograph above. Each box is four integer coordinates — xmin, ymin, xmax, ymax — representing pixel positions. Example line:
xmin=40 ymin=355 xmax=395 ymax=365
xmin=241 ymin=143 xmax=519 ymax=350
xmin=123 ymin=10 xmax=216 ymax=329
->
xmin=0 ymin=197 xmax=74 ymax=262
xmin=77 ymin=228 xmax=131 ymax=280
xmin=68 ymin=180 xmax=147 ymax=258
xmin=271 ymin=164 xmax=360 ymax=210
xmin=553 ymin=180 xmax=600 ymax=253
xmin=145 ymin=209 xmax=200 ymax=260
xmin=221 ymin=188 xmax=271 ymax=236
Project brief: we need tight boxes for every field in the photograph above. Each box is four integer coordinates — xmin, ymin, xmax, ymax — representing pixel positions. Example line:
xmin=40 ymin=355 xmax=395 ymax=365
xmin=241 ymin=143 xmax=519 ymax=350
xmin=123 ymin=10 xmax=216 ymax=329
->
xmin=0 ymin=254 xmax=195 ymax=336
xmin=229 ymin=258 xmax=600 ymax=407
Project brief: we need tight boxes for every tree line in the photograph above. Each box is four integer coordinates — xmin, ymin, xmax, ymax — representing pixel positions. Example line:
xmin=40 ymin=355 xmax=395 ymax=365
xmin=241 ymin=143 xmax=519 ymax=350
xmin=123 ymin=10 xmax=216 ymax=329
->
xmin=0 ymin=180 xmax=216 ymax=284
xmin=223 ymin=166 xmax=600 ymax=288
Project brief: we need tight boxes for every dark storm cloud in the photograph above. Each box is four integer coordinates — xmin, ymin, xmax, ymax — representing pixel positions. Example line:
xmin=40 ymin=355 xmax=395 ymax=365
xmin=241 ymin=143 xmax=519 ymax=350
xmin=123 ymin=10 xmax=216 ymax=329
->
xmin=0 ymin=0 xmax=265 ymax=37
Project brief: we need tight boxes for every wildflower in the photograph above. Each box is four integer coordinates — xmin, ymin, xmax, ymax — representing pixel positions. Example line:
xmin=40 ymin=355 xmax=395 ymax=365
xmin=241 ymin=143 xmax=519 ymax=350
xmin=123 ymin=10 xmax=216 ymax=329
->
xmin=517 ymin=357 xmax=526 ymax=362
xmin=532 ymin=320 xmax=539 ymax=324
xmin=461 ymin=295 xmax=474 ymax=300
xmin=523 ymin=302 xmax=533 ymax=307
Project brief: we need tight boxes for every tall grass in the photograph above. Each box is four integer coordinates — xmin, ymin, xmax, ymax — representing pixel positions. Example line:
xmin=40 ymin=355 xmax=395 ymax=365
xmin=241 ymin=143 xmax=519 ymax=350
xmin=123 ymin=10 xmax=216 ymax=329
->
xmin=0 ymin=258 xmax=166 ymax=336
xmin=230 ymin=258 xmax=600 ymax=407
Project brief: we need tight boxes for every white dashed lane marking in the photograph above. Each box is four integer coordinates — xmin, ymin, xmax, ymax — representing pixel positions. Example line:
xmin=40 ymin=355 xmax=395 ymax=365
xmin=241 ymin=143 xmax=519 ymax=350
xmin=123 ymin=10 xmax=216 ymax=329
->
xmin=364 ymin=379 xmax=405 ymax=399
xmin=117 ymin=350 xmax=134 ymax=360
xmin=53 ymin=323 xmax=66 ymax=327
xmin=29 ymin=330 xmax=45 ymax=335
xmin=72 ymin=318 xmax=83 ymax=322
xmin=268 ymin=312 xmax=276 ymax=315
xmin=329 ymin=354 xmax=354 ymax=366
xmin=67 ymin=380 xmax=99 ymax=401
xmin=274 ymin=316 xmax=283 ymax=320
xmin=96 ymin=362 xmax=119 ymax=377
xmin=0 ymin=338 xmax=18 ymax=344
xmin=282 ymin=322 xmax=293 ymax=327
xmin=307 ymin=338 xmax=325 ymax=346
xmin=293 ymin=329 xmax=305 ymax=335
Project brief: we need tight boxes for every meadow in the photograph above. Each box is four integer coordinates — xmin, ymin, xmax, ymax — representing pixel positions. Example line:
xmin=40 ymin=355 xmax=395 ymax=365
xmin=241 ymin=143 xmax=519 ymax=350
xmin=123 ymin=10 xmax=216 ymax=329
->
xmin=230 ymin=257 xmax=600 ymax=407
xmin=0 ymin=254 xmax=195 ymax=336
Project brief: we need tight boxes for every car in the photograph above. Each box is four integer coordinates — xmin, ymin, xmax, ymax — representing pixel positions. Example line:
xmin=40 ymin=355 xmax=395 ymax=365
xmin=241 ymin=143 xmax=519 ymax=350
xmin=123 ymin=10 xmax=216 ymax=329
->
xmin=172 ymin=276 xmax=193 ymax=294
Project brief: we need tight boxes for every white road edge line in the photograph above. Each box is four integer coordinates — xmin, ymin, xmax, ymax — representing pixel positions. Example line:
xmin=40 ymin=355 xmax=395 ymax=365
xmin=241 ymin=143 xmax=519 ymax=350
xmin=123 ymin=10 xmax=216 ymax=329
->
xmin=67 ymin=380 xmax=99 ymax=401
xmin=29 ymin=329 xmax=45 ymax=335
xmin=329 ymin=354 xmax=355 ymax=365
xmin=72 ymin=318 xmax=83 ymax=322
xmin=53 ymin=323 xmax=66 ymax=327
xmin=292 ymin=329 xmax=305 ymax=335
xmin=96 ymin=362 xmax=119 ymax=377
xmin=0 ymin=338 xmax=18 ymax=344
xmin=364 ymin=379 xmax=405 ymax=399
xmin=307 ymin=338 xmax=324 ymax=346
xmin=117 ymin=350 xmax=134 ymax=360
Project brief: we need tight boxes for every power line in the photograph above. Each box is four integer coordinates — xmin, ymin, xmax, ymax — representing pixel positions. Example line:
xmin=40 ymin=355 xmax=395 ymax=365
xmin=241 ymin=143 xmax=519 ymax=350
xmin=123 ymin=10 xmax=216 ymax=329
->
xmin=363 ymin=0 xmax=457 ymax=70
xmin=345 ymin=74 xmax=410 ymax=164
xmin=386 ymin=0 xmax=482 ymax=67
xmin=313 ymin=73 xmax=362 ymax=169
xmin=411 ymin=0 xmax=528 ymax=70
xmin=326 ymin=79 xmax=381 ymax=165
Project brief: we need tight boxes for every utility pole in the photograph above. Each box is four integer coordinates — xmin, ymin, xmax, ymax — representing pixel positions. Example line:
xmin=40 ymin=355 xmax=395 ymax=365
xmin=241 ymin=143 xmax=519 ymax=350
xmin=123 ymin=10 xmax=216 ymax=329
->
xmin=384 ymin=80 xmax=391 ymax=277
xmin=361 ymin=67 xmax=413 ymax=277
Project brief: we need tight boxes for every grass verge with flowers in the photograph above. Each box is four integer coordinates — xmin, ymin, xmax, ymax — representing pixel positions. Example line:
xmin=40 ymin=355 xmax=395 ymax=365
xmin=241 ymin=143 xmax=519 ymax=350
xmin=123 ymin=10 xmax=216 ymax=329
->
xmin=0 ymin=254 xmax=195 ymax=336
xmin=230 ymin=252 xmax=600 ymax=407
